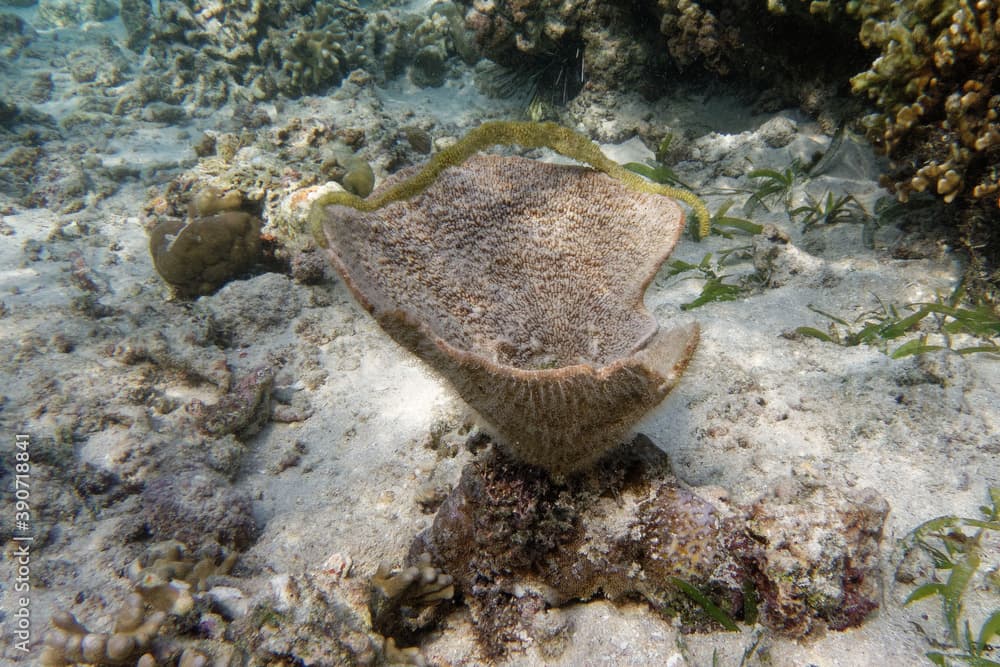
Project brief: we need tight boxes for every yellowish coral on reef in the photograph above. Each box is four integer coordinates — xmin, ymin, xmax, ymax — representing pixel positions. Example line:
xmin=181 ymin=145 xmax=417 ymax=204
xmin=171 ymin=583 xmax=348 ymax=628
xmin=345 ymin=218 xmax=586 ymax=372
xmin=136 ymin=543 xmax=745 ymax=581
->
xmin=40 ymin=593 xmax=165 ymax=666
xmin=845 ymin=0 xmax=999 ymax=206
xmin=657 ymin=0 xmax=742 ymax=75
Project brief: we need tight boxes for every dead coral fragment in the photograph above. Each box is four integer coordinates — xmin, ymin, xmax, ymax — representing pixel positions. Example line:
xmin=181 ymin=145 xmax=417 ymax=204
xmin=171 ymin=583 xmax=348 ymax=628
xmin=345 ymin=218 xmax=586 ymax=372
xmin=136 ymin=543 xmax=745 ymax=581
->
xmin=638 ymin=483 xmax=735 ymax=587
xmin=234 ymin=571 xmax=383 ymax=666
xmin=415 ymin=444 xmax=740 ymax=652
xmin=371 ymin=554 xmax=454 ymax=605
xmin=140 ymin=472 xmax=258 ymax=551
xmin=40 ymin=593 xmax=165 ymax=666
xmin=189 ymin=366 xmax=274 ymax=440
xmin=314 ymin=123 xmax=702 ymax=473
xmin=742 ymin=471 xmax=889 ymax=636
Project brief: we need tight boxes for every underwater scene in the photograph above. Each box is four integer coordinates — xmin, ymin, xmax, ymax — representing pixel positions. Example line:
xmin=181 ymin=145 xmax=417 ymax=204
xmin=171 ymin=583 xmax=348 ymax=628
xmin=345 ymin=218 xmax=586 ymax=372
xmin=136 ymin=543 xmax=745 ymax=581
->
xmin=1 ymin=0 xmax=1000 ymax=665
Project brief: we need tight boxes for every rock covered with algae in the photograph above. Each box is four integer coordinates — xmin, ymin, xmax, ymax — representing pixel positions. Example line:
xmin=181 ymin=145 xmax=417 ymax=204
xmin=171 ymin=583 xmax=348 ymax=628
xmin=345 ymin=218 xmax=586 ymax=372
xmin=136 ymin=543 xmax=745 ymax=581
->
xmin=408 ymin=440 xmax=889 ymax=657
xmin=312 ymin=121 xmax=707 ymax=474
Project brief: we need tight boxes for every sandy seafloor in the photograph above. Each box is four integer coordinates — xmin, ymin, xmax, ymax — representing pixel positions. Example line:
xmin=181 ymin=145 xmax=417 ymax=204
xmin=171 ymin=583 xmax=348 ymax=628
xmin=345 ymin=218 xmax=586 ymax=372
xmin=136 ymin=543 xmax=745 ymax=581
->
xmin=1 ymin=6 xmax=999 ymax=667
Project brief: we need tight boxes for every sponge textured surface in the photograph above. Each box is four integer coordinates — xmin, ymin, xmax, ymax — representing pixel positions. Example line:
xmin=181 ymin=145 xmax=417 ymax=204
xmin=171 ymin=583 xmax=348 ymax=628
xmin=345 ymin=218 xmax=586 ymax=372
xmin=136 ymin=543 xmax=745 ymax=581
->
xmin=318 ymin=154 xmax=698 ymax=473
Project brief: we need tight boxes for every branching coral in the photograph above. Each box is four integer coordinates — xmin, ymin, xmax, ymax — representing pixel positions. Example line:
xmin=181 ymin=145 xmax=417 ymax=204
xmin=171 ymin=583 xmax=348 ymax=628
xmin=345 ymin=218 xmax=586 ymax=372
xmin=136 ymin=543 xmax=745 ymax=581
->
xmin=35 ymin=0 xmax=118 ymax=29
xmin=134 ymin=1 xmax=370 ymax=105
xmin=127 ymin=540 xmax=239 ymax=596
xmin=370 ymin=552 xmax=455 ymax=648
xmin=257 ymin=1 xmax=369 ymax=97
xmin=137 ymin=1 xmax=472 ymax=104
xmin=848 ymin=0 xmax=1000 ymax=206
xmin=42 ymin=541 xmax=245 ymax=666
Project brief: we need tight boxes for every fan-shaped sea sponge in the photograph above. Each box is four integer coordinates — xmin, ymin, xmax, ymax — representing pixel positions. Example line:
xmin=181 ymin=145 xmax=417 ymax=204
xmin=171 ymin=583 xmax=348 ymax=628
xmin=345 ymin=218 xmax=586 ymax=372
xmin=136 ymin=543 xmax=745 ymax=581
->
xmin=311 ymin=122 xmax=703 ymax=473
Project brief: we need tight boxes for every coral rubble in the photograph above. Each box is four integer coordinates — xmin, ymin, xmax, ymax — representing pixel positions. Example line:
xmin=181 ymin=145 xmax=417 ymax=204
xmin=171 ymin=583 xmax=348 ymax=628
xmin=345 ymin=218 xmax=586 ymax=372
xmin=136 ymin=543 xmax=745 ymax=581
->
xmin=140 ymin=472 xmax=258 ymax=551
xmin=743 ymin=471 xmax=888 ymax=636
xmin=233 ymin=570 xmax=389 ymax=666
xmin=36 ymin=0 xmax=118 ymax=29
xmin=116 ymin=1 xmax=476 ymax=108
xmin=188 ymin=366 xmax=275 ymax=440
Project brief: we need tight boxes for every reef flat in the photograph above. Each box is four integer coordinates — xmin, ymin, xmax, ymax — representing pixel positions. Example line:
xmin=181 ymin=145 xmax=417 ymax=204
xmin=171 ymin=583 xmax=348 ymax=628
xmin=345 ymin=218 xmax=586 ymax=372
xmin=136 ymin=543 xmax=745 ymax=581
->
xmin=1 ymin=1 xmax=998 ymax=666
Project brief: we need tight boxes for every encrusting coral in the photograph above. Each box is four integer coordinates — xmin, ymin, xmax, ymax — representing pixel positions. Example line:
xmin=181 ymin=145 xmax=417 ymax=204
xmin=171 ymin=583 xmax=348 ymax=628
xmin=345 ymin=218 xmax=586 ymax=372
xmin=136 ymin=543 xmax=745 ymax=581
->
xmin=311 ymin=121 xmax=707 ymax=473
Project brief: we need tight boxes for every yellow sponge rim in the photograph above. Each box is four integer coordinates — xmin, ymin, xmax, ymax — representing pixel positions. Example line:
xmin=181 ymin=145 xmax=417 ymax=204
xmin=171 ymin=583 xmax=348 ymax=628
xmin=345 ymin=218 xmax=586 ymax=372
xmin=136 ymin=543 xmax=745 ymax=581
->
xmin=309 ymin=120 xmax=710 ymax=243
